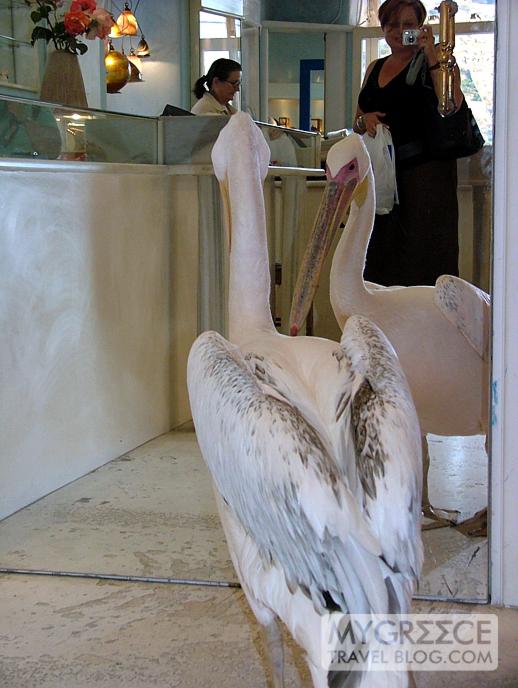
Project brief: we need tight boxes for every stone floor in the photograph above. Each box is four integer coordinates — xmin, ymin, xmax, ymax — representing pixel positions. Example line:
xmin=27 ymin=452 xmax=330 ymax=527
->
xmin=0 ymin=431 xmax=487 ymax=599
xmin=0 ymin=430 xmax=508 ymax=688
xmin=0 ymin=573 xmax=517 ymax=687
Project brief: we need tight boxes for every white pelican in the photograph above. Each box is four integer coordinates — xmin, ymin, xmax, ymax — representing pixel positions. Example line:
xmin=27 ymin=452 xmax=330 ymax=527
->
xmin=289 ymin=133 xmax=490 ymax=530
xmin=187 ymin=114 xmax=423 ymax=686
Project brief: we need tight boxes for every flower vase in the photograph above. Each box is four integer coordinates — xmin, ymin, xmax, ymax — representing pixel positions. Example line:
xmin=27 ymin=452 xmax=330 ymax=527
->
xmin=40 ymin=50 xmax=88 ymax=109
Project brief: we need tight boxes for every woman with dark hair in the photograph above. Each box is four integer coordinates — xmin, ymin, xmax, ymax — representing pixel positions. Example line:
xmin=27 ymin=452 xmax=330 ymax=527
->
xmin=354 ymin=0 xmax=465 ymax=287
xmin=191 ymin=58 xmax=242 ymax=116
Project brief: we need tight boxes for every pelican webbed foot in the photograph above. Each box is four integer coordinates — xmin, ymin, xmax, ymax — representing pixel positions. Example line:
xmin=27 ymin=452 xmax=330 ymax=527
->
xmin=421 ymin=503 xmax=460 ymax=530
xmin=454 ymin=507 xmax=487 ymax=538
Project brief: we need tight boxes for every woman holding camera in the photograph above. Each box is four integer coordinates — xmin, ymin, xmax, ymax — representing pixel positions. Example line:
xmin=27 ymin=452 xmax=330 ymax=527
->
xmin=353 ymin=0 xmax=465 ymax=287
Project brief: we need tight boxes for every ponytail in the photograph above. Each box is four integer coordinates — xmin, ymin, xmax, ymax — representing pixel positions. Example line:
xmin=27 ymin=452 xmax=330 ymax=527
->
xmin=192 ymin=58 xmax=242 ymax=100
xmin=193 ymin=75 xmax=208 ymax=100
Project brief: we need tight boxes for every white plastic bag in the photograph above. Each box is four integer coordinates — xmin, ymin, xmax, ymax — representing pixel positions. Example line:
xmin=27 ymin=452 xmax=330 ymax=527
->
xmin=362 ymin=124 xmax=399 ymax=215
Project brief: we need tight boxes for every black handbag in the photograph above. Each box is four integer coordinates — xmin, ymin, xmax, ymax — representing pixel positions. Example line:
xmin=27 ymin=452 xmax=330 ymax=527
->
xmin=427 ymin=98 xmax=485 ymax=160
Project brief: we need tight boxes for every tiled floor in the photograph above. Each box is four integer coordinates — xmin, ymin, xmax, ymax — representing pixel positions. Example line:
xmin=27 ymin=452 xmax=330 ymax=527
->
xmin=1 ymin=430 xmax=508 ymax=688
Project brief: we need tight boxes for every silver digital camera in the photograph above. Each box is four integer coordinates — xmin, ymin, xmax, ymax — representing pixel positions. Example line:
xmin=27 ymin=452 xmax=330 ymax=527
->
xmin=402 ymin=29 xmax=421 ymax=45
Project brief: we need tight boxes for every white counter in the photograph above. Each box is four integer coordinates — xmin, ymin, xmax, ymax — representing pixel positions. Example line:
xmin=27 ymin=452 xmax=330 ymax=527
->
xmin=0 ymin=158 xmax=323 ymax=519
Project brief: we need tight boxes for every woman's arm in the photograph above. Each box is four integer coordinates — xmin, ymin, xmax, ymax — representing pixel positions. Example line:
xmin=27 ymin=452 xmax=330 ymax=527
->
xmin=353 ymin=60 xmax=387 ymax=137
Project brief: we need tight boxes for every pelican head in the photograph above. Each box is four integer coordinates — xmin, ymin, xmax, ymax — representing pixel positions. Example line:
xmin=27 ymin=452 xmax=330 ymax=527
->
xmin=289 ymin=133 xmax=371 ymax=336
xmin=211 ymin=112 xmax=270 ymax=186
xmin=211 ymin=112 xmax=271 ymax=252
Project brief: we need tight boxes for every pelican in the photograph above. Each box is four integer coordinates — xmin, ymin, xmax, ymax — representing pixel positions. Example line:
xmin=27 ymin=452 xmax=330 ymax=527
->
xmin=289 ymin=133 xmax=490 ymax=530
xmin=187 ymin=114 xmax=423 ymax=686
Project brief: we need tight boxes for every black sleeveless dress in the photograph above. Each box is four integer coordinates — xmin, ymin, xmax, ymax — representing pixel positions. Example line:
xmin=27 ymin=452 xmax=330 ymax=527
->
xmin=358 ymin=56 xmax=459 ymax=286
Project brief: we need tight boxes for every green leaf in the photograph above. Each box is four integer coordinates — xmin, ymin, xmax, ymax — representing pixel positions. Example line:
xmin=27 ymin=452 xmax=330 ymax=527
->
xmin=31 ymin=26 xmax=53 ymax=43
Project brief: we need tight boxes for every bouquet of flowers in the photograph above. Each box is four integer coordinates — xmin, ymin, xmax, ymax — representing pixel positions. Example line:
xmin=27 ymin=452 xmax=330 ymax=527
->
xmin=25 ymin=0 xmax=114 ymax=55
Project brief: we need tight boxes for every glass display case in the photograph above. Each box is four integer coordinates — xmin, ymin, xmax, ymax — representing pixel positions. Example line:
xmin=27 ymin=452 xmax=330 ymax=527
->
xmin=0 ymin=94 xmax=158 ymax=162
xmin=0 ymin=94 xmax=320 ymax=167
xmin=160 ymin=114 xmax=321 ymax=168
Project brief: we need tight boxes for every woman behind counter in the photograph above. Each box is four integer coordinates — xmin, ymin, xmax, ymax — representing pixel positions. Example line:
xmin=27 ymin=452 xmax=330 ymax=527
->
xmin=354 ymin=0 xmax=465 ymax=287
xmin=191 ymin=58 xmax=242 ymax=116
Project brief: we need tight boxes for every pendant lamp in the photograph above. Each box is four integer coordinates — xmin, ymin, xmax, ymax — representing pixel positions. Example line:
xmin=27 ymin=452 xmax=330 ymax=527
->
xmin=127 ymin=49 xmax=143 ymax=82
xmin=105 ymin=41 xmax=130 ymax=93
xmin=116 ymin=2 xmax=139 ymax=36
xmin=135 ymin=33 xmax=151 ymax=57
xmin=108 ymin=20 xmax=123 ymax=39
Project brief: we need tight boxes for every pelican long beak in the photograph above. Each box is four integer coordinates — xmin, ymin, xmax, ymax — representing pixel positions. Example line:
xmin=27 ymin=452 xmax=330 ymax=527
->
xmin=289 ymin=159 xmax=360 ymax=336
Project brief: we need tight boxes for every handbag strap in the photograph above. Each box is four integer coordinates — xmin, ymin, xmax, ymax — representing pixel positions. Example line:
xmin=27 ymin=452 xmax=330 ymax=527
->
xmin=405 ymin=50 xmax=426 ymax=86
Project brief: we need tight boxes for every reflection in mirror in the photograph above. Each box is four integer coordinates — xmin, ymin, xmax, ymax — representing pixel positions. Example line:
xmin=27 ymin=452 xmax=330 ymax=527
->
xmin=342 ymin=5 xmax=494 ymax=601
xmin=0 ymin=3 xmax=495 ymax=607
xmin=267 ymin=31 xmax=325 ymax=131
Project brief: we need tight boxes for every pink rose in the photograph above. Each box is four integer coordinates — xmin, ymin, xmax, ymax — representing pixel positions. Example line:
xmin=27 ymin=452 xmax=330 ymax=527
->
xmin=85 ymin=7 xmax=114 ymax=40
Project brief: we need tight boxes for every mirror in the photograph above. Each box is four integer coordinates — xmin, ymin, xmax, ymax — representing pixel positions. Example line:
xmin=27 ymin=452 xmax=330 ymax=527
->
xmin=0 ymin=0 xmax=41 ymax=98
xmin=267 ymin=31 xmax=325 ymax=131
xmin=0 ymin=1 xmax=495 ymax=605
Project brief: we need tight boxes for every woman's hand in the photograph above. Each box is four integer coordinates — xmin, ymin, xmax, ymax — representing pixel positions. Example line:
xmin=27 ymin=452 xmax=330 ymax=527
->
xmin=362 ymin=111 xmax=386 ymax=137
xmin=418 ymin=24 xmax=438 ymax=66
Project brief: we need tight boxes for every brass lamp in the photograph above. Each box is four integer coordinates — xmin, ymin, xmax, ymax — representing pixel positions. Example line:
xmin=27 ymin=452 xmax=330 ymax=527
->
xmin=105 ymin=41 xmax=130 ymax=93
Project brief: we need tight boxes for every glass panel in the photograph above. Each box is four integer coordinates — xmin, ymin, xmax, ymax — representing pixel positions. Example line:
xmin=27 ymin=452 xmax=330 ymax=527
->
xmin=161 ymin=115 xmax=320 ymax=169
xmin=200 ymin=11 xmax=241 ymax=40
xmin=0 ymin=0 xmax=39 ymax=94
xmin=456 ymin=32 xmax=494 ymax=145
xmin=256 ymin=120 xmax=320 ymax=168
xmin=0 ymin=95 xmax=158 ymax=163
xmin=201 ymin=0 xmax=244 ymax=16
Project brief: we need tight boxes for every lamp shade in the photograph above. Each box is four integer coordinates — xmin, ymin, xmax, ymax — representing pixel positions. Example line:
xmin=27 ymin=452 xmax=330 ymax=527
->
xmin=116 ymin=3 xmax=139 ymax=36
xmin=135 ymin=34 xmax=151 ymax=57
xmin=108 ymin=21 xmax=123 ymax=39
xmin=105 ymin=44 xmax=130 ymax=93
xmin=128 ymin=51 xmax=143 ymax=82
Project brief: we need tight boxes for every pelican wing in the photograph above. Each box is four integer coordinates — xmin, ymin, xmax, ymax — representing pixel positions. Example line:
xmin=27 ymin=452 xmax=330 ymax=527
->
xmin=188 ymin=330 xmax=410 ymax=615
xmin=434 ymin=275 xmax=491 ymax=359
xmin=330 ymin=316 xmax=423 ymax=584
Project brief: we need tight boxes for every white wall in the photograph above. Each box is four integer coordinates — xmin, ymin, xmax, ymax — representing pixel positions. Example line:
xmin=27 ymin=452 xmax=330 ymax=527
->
xmin=490 ymin=0 xmax=518 ymax=607
xmin=0 ymin=161 xmax=172 ymax=520
xmin=79 ymin=0 xmax=190 ymax=117
xmin=105 ymin=0 xmax=186 ymax=116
